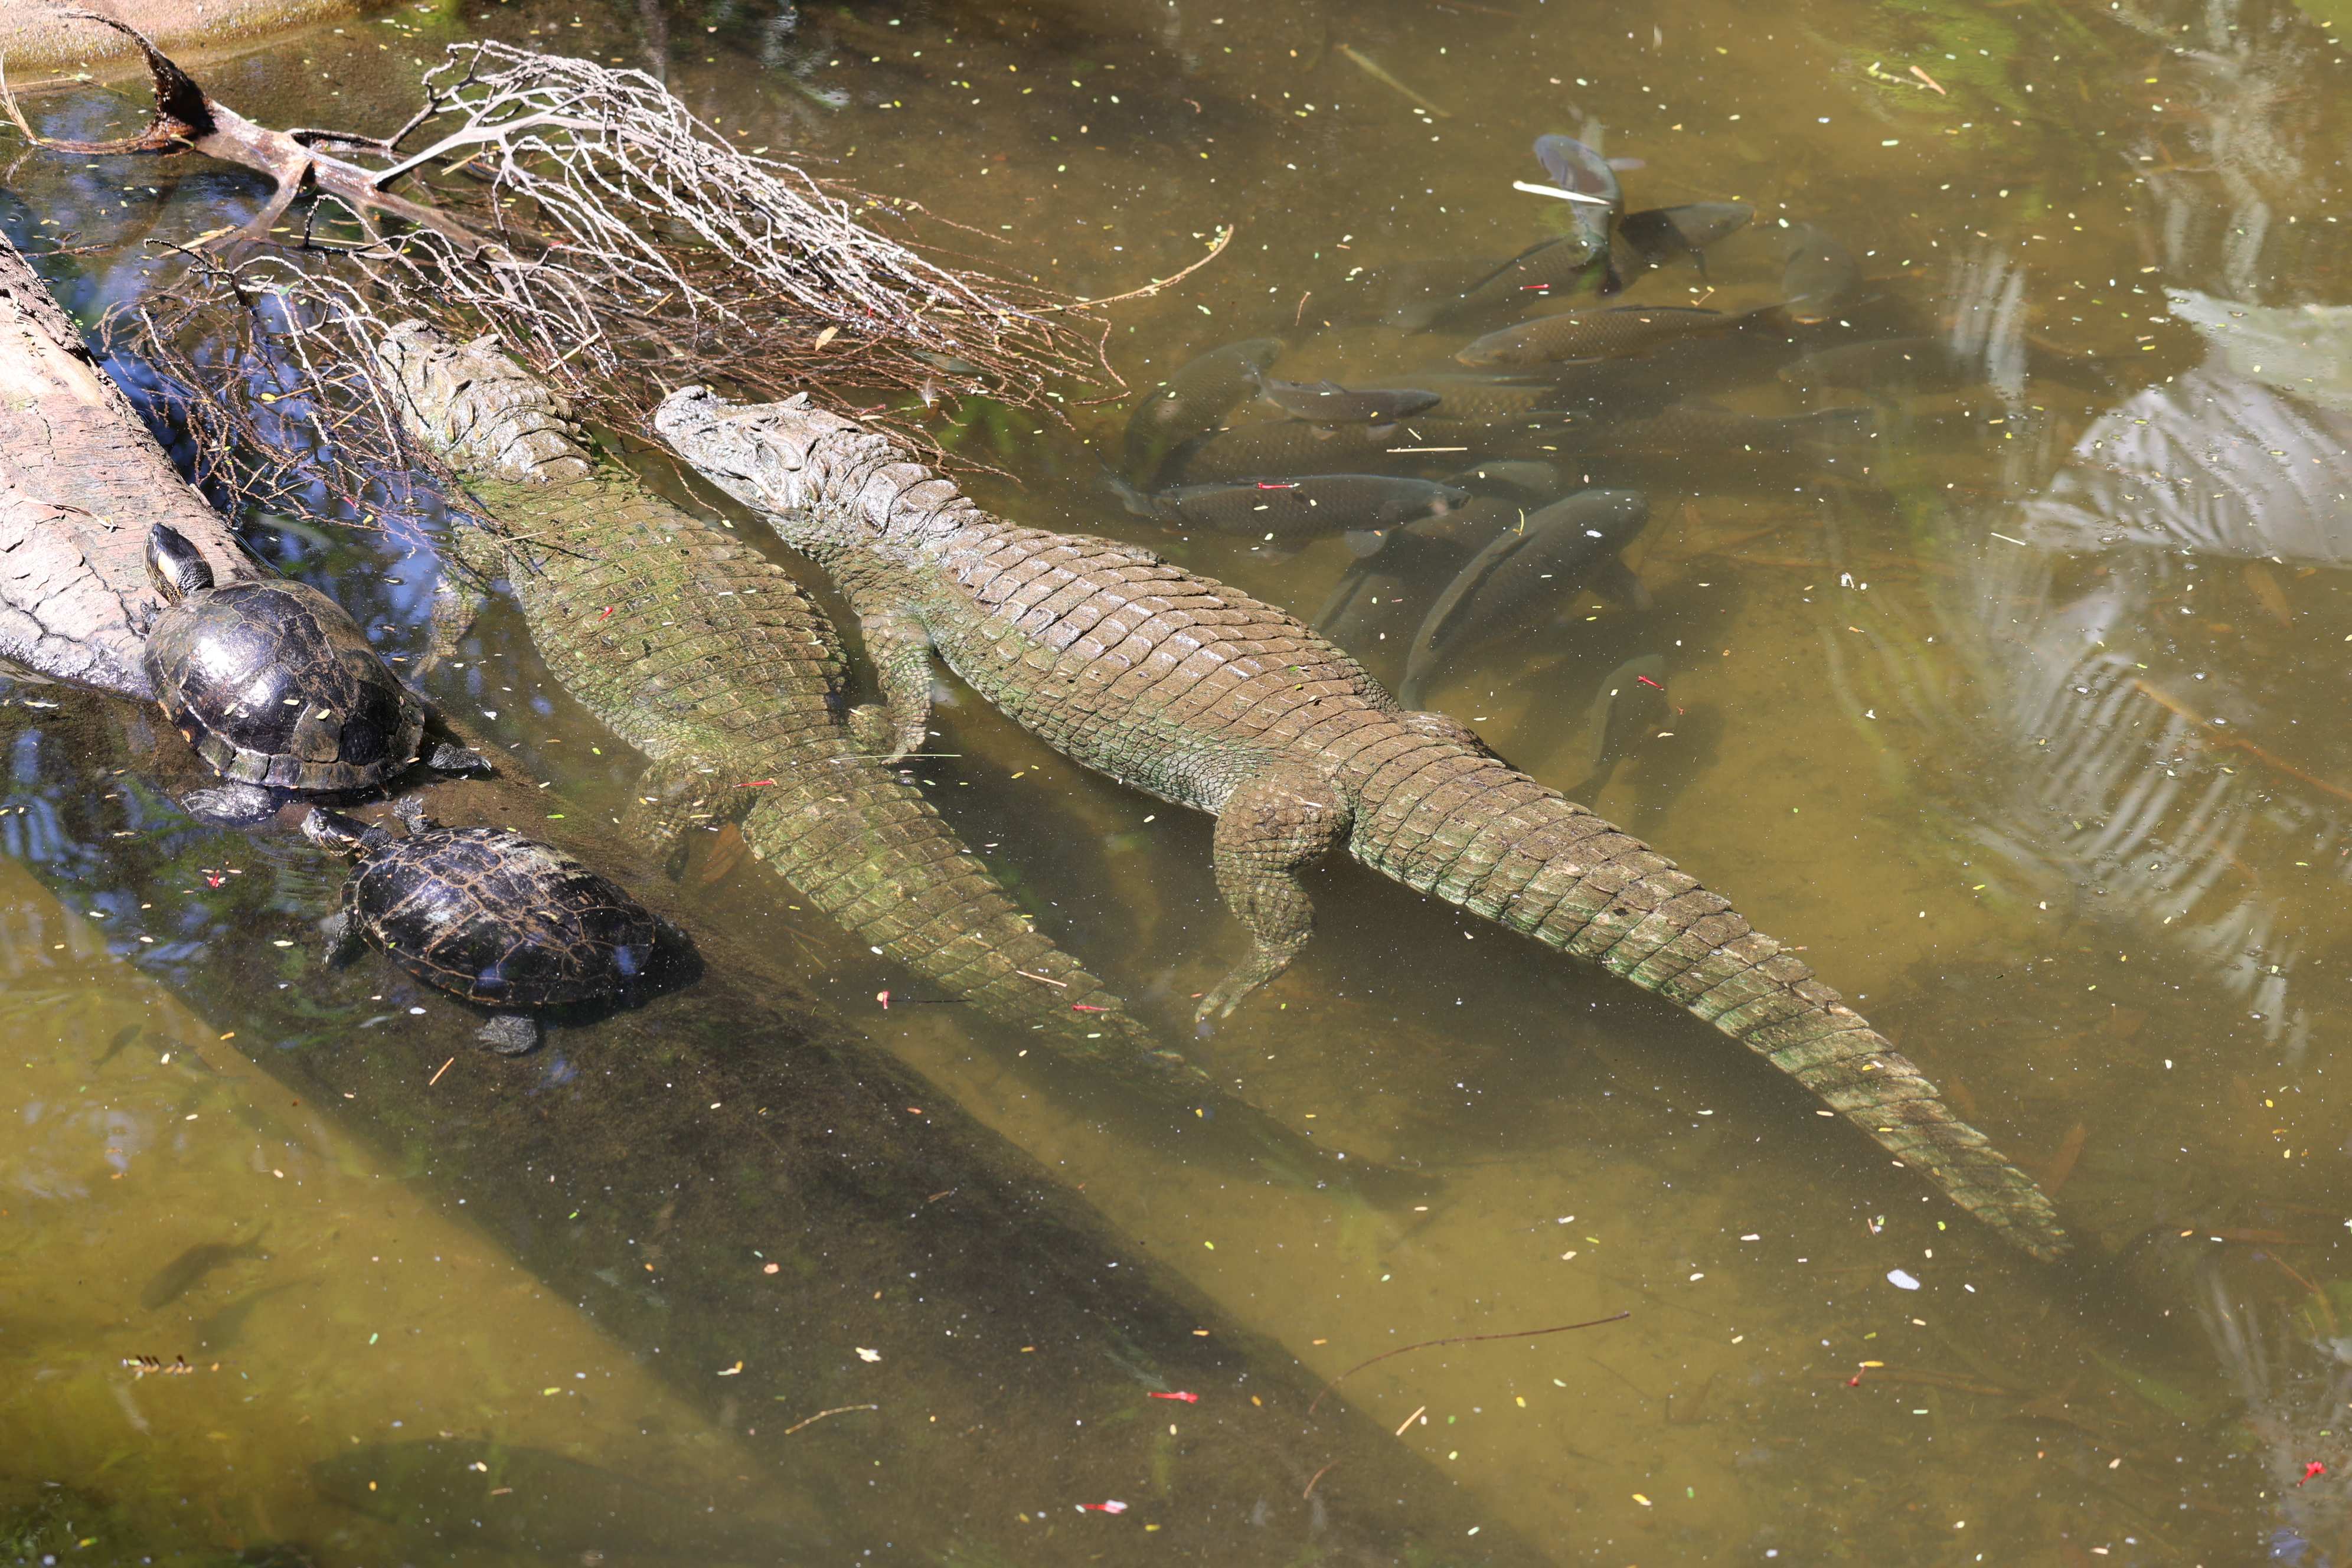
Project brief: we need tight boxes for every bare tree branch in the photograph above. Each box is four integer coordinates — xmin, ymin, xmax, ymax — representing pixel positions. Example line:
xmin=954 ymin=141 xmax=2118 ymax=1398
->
xmin=10 ymin=12 xmax=1138 ymax=517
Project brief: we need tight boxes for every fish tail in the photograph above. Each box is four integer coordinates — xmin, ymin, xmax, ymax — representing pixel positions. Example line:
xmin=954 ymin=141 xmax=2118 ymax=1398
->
xmin=1347 ymin=732 xmax=2068 ymax=1260
xmin=1108 ymin=471 xmax=1164 ymax=520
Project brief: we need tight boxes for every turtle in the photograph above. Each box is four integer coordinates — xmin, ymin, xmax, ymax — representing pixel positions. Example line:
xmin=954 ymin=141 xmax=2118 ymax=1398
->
xmin=141 ymin=524 xmax=485 ymax=824
xmin=301 ymin=799 xmax=668 ymax=1053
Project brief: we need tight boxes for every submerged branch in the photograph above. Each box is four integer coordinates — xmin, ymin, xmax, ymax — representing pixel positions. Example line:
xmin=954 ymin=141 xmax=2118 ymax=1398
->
xmin=1306 ymin=1310 xmax=1632 ymax=1414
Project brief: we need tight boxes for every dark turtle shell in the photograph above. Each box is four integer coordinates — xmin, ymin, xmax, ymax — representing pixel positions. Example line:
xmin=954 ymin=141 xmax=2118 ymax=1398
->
xmin=143 ymin=580 xmax=423 ymax=793
xmin=347 ymin=827 xmax=657 ymax=1007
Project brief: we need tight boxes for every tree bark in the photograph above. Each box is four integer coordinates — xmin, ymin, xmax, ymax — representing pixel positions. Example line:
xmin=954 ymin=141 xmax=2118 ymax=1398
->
xmin=0 ymin=231 xmax=246 ymax=696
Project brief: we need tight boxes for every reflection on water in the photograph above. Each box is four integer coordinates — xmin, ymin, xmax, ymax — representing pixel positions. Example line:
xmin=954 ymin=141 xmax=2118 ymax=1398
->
xmin=8 ymin=0 xmax=2352 ymax=1559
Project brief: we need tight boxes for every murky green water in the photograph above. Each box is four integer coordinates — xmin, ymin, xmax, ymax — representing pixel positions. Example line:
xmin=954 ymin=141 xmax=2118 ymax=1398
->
xmin=8 ymin=0 xmax=2352 ymax=1560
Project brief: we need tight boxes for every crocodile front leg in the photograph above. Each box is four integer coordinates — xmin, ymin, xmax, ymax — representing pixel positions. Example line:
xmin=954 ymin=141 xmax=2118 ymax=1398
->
xmin=1198 ymin=767 xmax=1353 ymax=1027
xmin=837 ymin=575 xmax=935 ymax=763
xmin=416 ymin=531 xmax=498 ymax=681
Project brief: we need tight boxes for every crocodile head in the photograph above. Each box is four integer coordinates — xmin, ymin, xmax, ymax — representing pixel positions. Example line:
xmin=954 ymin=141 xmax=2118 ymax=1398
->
xmin=656 ymin=386 xmax=926 ymax=557
xmin=376 ymin=321 xmax=593 ymax=486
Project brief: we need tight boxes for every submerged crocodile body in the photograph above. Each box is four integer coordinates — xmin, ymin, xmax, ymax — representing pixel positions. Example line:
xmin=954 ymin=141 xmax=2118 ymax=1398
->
xmin=374 ymin=326 xmax=1206 ymax=1100
xmin=654 ymin=386 xmax=2070 ymax=1261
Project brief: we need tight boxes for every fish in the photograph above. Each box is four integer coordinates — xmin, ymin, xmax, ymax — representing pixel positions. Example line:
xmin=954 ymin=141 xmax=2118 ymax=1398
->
xmin=94 ymin=1023 xmax=141 ymax=1068
xmin=1778 ymin=223 xmax=1862 ymax=324
xmin=1533 ymin=134 xmax=1624 ymax=255
xmin=1122 ymin=338 xmax=1285 ymax=484
xmin=1613 ymin=202 xmax=1754 ymax=281
xmin=1530 ymin=326 xmax=1822 ymax=419
xmin=1567 ymin=654 xmax=1671 ymax=799
xmin=1311 ymin=500 xmax=1521 ymax=682
xmin=1398 ymin=489 xmax=1654 ymax=707
xmin=312 ymin=1439 xmax=815 ymax=1559
xmin=192 ymin=1278 xmax=306 ymax=1350
xmin=1117 ymin=473 xmax=1472 ymax=541
xmin=140 ymin=1226 xmax=269 ymax=1310
xmin=1778 ymin=335 xmax=2112 ymax=394
xmin=1251 ymin=371 xmax=1442 ymax=424
xmin=1161 ymin=415 xmax=1462 ymax=483
xmin=1399 ymin=373 xmax=1583 ymax=423
xmin=1388 ymin=135 xmax=1632 ymax=330
xmin=1326 ymin=257 xmax=1504 ymax=328
xmin=1589 ymin=403 xmax=1878 ymax=460
xmin=1445 ymin=460 xmax=1567 ymax=502
xmin=1403 ymin=234 xmax=1608 ymax=331
xmin=1456 ymin=304 xmax=1769 ymax=370
xmin=1314 ymin=558 xmax=1413 ymax=652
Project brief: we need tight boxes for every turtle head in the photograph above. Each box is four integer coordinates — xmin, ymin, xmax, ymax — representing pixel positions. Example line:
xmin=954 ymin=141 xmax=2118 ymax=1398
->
xmin=145 ymin=526 xmax=214 ymax=603
xmin=299 ymin=808 xmax=391 ymax=857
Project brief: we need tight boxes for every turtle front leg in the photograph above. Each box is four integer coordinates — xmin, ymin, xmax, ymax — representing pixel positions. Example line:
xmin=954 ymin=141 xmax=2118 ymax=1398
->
xmin=475 ymin=1012 xmax=541 ymax=1054
xmin=422 ymin=737 xmax=492 ymax=778
xmin=1195 ymin=768 xmax=1353 ymax=1030
xmin=180 ymin=783 xmax=284 ymax=827
xmin=318 ymin=909 xmax=364 ymax=968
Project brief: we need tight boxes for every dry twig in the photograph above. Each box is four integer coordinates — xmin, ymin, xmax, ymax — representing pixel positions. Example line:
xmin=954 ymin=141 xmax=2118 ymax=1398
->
xmin=8 ymin=13 xmax=1129 ymax=516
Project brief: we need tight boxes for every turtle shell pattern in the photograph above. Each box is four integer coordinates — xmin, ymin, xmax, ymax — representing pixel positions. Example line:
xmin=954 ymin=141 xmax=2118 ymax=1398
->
xmin=144 ymin=580 xmax=424 ymax=792
xmin=347 ymin=827 xmax=657 ymax=1007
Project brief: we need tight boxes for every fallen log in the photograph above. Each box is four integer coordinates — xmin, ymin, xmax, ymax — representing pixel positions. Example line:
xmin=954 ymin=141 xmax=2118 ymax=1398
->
xmin=0 ymin=227 xmax=243 ymax=696
xmin=0 ymin=0 xmax=360 ymax=89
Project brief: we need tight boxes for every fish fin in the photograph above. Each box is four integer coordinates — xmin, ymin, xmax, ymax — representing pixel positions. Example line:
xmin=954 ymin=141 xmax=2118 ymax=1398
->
xmin=1108 ymin=472 xmax=1164 ymax=519
xmin=1590 ymin=557 xmax=1653 ymax=612
xmin=1146 ymin=430 xmax=1213 ymax=488
xmin=1344 ymin=529 xmax=1391 ymax=558
xmin=1406 ymin=527 xmax=1531 ymax=691
xmin=1310 ymin=563 xmax=1377 ymax=632
xmin=1606 ymin=156 xmax=1645 ymax=171
xmin=1456 ymin=235 xmax=1586 ymax=300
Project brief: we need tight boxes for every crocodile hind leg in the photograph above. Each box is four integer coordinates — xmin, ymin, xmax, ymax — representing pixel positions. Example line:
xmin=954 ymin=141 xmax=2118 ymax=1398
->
xmin=621 ymin=754 xmax=750 ymax=878
xmin=1198 ymin=769 xmax=1353 ymax=1028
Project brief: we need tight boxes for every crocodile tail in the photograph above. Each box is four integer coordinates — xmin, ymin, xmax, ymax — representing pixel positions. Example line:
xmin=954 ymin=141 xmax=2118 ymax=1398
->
xmin=1348 ymin=730 xmax=2068 ymax=1260
xmin=739 ymin=782 xmax=1213 ymax=1095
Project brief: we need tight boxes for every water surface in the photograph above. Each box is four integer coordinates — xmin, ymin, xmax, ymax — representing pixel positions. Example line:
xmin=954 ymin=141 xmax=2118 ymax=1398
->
xmin=8 ymin=0 xmax=2352 ymax=1560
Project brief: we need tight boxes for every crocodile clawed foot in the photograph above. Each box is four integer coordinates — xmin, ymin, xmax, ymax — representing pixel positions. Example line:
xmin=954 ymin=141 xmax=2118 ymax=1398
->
xmin=1193 ymin=956 xmax=1290 ymax=1030
xmin=846 ymin=704 xmax=924 ymax=764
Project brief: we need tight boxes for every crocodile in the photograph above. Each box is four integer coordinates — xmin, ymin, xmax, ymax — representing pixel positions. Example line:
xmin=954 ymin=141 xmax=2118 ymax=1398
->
xmin=372 ymin=325 xmax=1221 ymax=1112
xmin=652 ymin=386 xmax=2072 ymax=1262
